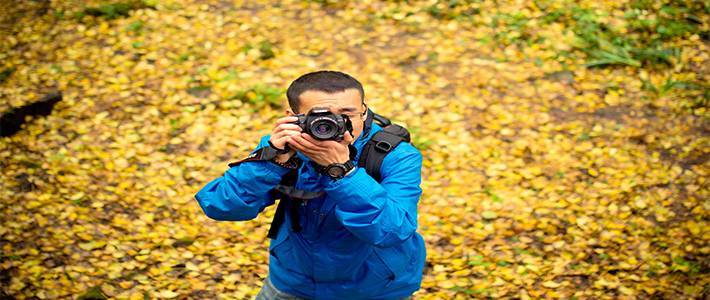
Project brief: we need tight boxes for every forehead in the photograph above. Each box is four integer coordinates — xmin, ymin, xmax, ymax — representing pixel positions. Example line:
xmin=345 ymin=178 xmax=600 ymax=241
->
xmin=298 ymin=88 xmax=361 ymax=111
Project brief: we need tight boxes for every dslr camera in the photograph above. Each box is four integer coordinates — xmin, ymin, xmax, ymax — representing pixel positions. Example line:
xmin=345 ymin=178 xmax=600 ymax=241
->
xmin=290 ymin=108 xmax=353 ymax=142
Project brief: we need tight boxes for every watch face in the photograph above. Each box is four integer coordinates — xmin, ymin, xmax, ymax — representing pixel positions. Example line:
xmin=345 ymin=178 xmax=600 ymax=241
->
xmin=327 ymin=165 xmax=345 ymax=177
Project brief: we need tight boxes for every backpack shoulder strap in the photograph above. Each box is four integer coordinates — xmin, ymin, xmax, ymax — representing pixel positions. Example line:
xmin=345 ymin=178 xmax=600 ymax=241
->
xmin=266 ymin=169 xmax=298 ymax=239
xmin=358 ymin=126 xmax=407 ymax=182
xmin=267 ymin=168 xmax=325 ymax=239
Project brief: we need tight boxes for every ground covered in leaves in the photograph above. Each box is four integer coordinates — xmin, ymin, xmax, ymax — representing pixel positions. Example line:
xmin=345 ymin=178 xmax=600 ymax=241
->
xmin=1 ymin=0 xmax=708 ymax=299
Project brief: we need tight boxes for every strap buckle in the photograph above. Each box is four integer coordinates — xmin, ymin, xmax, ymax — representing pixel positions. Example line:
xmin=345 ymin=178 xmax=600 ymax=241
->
xmin=375 ymin=140 xmax=393 ymax=152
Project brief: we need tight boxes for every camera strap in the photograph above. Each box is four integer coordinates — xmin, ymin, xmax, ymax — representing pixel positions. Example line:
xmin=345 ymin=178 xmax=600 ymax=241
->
xmin=227 ymin=146 xmax=278 ymax=168
xmin=226 ymin=146 xmax=324 ymax=238
xmin=268 ymin=181 xmax=325 ymax=239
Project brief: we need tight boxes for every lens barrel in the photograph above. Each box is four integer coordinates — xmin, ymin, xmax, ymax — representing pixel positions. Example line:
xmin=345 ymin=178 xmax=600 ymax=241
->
xmin=290 ymin=109 xmax=344 ymax=141
xmin=309 ymin=116 xmax=338 ymax=140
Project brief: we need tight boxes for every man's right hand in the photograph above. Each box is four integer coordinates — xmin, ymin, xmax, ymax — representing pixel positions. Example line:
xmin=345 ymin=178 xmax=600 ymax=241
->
xmin=269 ymin=116 xmax=301 ymax=163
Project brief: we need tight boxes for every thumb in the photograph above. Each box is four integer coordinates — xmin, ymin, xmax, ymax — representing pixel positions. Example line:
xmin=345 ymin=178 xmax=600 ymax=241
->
xmin=343 ymin=131 xmax=354 ymax=144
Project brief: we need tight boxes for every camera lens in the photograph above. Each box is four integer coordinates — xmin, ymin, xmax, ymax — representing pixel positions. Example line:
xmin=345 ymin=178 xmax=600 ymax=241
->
xmin=310 ymin=118 xmax=336 ymax=139
xmin=316 ymin=124 xmax=330 ymax=134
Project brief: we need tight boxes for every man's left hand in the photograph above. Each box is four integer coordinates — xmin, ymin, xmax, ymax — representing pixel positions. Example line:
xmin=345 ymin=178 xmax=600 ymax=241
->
xmin=287 ymin=131 xmax=354 ymax=166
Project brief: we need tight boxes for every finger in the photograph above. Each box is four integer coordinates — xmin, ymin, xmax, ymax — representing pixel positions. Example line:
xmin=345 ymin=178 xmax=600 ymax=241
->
xmin=275 ymin=131 xmax=300 ymax=144
xmin=281 ymin=129 xmax=303 ymax=137
xmin=272 ymin=129 xmax=300 ymax=140
xmin=291 ymin=134 xmax=321 ymax=152
xmin=342 ymin=131 xmax=354 ymax=144
xmin=274 ymin=123 xmax=302 ymax=133
xmin=301 ymin=133 xmax=328 ymax=147
xmin=286 ymin=136 xmax=311 ymax=153
xmin=286 ymin=136 xmax=302 ymax=150
xmin=301 ymin=133 xmax=335 ymax=149
xmin=277 ymin=115 xmax=299 ymax=123
xmin=291 ymin=134 xmax=318 ymax=151
xmin=275 ymin=116 xmax=299 ymax=125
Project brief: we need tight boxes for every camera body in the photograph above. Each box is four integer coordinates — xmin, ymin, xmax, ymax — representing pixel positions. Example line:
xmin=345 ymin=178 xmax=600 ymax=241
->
xmin=290 ymin=108 xmax=353 ymax=141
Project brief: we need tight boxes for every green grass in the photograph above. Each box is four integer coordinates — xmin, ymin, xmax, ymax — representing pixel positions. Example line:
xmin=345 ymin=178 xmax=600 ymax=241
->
xmin=126 ymin=20 xmax=144 ymax=33
xmin=425 ymin=0 xmax=481 ymax=20
xmin=417 ymin=0 xmax=707 ymax=69
xmin=408 ymin=127 xmax=434 ymax=150
xmin=76 ymin=0 xmax=155 ymax=20
xmin=0 ymin=67 xmax=15 ymax=83
xmin=483 ymin=187 xmax=503 ymax=203
xmin=566 ymin=0 xmax=705 ymax=69
xmin=240 ymin=41 xmax=277 ymax=60
xmin=228 ymin=84 xmax=284 ymax=108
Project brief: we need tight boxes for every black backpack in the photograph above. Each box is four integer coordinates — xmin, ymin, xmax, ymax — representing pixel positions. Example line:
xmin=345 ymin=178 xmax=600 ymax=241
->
xmin=266 ymin=111 xmax=411 ymax=239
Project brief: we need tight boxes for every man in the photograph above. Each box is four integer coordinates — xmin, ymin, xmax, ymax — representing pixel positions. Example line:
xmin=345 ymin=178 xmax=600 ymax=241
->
xmin=194 ymin=70 xmax=426 ymax=300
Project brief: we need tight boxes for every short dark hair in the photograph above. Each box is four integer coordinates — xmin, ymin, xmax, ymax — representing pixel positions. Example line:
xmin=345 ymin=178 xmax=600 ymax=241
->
xmin=286 ymin=70 xmax=364 ymax=113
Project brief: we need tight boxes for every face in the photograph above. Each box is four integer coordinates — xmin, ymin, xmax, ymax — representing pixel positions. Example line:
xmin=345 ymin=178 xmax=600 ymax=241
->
xmin=287 ymin=88 xmax=367 ymax=144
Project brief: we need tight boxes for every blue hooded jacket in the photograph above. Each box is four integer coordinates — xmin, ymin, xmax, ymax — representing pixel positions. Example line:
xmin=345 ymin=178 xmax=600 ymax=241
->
xmin=194 ymin=111 xmax=426 ymax=300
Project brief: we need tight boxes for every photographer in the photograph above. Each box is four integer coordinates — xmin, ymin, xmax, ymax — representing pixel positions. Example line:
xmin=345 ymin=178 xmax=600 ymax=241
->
xmin=194 ymin=70 xmax=426 ymax=300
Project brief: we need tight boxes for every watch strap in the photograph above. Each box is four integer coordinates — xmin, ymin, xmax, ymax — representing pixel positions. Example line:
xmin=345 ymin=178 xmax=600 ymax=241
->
xmin=323 ymin=160 xmax=356 ymax=179
xmin=342 ymin=160 xmax=355 ymax=170
xmin=310 ymin=144 xmax=357 ymax=174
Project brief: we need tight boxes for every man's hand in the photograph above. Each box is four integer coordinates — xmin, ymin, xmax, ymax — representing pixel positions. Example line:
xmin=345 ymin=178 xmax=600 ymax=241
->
xmin=288 ymin=131 xmax=354 ymax=166
xmin=268 ymin=116 xmax=301 ymax=163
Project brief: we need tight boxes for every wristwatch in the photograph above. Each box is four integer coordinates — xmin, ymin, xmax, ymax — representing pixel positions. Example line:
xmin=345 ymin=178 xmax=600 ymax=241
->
xmin=318 ymin=160 xmax=356 ymax=180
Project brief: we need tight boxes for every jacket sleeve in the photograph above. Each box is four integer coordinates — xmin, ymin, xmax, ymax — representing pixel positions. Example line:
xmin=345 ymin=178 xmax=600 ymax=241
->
xmin=322 ymin=143 xmax=423 ymax=248
xmin=194 ymin=135 xmax=291 ymax=221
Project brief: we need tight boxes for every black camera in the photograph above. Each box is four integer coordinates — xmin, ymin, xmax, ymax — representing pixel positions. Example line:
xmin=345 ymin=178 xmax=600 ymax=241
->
xmin=290 ymin=108 xmax=353 ymax=141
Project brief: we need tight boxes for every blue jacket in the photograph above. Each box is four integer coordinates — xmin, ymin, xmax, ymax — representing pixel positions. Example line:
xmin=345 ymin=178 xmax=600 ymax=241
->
xmin=194 ymin=115 xmax=426 ymax=300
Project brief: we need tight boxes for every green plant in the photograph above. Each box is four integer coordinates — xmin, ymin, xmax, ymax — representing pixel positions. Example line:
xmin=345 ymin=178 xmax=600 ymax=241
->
xmin=77 ymin=0 xmax=155 ymax=20
xmin=643 ymin=77 xmax=709 ymax=110
xmin=241 ymin=41 xmax=277 ymax=60
xmin=229 ymin=84 xmax=284 ymax=108
xmin=258 ymin=41 xmax=276 ymax=60
xmin=566 ymin=0 xmax=704 ymax=69
xmin=0 ymin=67 xmax=15 ymax=83
xmin=490 ymin=12 xmax=534 ymax=46
xmin=408 ymin=126 xmax=434 ymax=150
xmin=425 ymin=0 xmax=482 ymax=20
xmin=126 ymin=20 xmax=144 ymax=33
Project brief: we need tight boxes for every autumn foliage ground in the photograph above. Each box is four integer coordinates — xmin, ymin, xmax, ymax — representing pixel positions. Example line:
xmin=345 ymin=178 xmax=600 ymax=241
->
xmin=0 ymin=0 xmax=708 ymax=299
